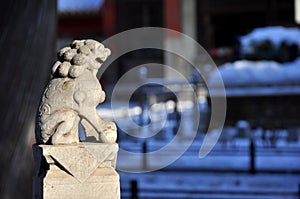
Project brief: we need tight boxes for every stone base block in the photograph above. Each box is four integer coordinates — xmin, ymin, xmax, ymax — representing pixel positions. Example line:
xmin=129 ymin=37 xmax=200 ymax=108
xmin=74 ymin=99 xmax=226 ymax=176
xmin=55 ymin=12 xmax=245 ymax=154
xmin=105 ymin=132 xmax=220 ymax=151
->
xmin=32 ymin=143 xmax=120 ymax=199
xmin=34 ymin=167 xmax=119 ymax=199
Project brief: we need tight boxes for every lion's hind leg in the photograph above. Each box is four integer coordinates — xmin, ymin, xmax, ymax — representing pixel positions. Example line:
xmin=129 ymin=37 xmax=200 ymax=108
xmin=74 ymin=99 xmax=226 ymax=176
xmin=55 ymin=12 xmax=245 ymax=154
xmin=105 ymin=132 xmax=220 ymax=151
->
xmin=41 ymin=111 xmax=79 ymax=144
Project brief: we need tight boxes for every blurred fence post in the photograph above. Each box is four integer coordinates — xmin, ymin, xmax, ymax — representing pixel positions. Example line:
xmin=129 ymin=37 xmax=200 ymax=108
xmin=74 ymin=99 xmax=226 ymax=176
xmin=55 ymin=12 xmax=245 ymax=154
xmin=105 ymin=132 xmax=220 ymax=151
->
xmin=249 ymin=138 xmax=256 ymax=174
xmin=298 ymin=183 xmax=300 ymax=199
xmin=143 ymin=141 xmax=148 ymax=170
xmin=130 ymin=180 xmax=139 ymax=199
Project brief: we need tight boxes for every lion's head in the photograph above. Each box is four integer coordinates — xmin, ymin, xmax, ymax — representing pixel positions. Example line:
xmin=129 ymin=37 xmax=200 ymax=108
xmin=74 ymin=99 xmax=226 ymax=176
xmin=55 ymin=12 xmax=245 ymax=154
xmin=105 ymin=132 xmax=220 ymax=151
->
xmin=51 ymin=39 xmax=111 ymax=78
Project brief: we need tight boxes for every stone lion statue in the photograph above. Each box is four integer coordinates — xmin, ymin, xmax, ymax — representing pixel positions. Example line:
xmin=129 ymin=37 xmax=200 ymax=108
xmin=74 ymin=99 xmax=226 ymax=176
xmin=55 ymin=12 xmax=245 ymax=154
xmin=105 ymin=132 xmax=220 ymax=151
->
xmin=36 ymin=39 xmax=117 ymax=144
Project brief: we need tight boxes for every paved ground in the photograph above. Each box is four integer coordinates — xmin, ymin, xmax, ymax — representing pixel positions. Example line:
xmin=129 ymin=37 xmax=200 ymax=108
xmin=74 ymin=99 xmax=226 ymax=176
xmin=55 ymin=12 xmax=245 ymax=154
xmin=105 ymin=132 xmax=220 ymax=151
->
xmin=97 ymin=101 xmax=300 ymax=198
xmin=119 ymin=171 xmax=300 ymax=199
xmin=117 ymin=139 xmax=300 ymax=172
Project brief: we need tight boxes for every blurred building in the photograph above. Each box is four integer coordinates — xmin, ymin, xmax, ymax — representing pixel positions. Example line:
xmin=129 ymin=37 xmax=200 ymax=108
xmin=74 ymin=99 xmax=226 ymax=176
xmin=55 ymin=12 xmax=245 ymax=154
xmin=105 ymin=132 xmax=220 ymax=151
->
xmin=57 ymin=0 xmax=299 ymax=132
xmin=58 ymin=0 xmax=296 ymax=67
xmin=0 ymin=0 xmax=299 ymax=198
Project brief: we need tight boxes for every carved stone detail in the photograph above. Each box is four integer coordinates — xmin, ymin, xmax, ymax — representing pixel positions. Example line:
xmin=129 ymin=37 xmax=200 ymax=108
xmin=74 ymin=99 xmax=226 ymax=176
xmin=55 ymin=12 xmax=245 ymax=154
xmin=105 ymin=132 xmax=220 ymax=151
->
xmin=35 ymin=39 xmax=117 ymax=145
xmin=32 ymin=144 xmax=120 ymax=199
xmin=33 ymin=40 xmax=120 ymax=199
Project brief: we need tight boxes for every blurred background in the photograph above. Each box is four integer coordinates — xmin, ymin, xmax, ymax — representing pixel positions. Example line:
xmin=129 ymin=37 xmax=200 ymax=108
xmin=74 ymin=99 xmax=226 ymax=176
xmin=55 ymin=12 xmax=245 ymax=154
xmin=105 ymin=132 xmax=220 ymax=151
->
xmin=1 ymin=0 xmax=300 ymax=198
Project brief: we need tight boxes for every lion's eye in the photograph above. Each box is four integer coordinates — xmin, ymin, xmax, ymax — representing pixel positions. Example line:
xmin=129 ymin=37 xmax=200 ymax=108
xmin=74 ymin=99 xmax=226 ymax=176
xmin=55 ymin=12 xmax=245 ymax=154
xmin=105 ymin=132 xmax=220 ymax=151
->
xmin=96 ymin=57 xmax=103 ymax=63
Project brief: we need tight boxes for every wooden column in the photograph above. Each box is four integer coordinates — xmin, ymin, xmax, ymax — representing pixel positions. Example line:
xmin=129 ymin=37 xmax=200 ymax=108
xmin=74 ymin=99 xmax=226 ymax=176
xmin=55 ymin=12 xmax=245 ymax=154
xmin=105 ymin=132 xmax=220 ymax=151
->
xmin=164 ymin=0 xmax=181 ymax=33
xmin=163 ymin=0 xmax=183 ymax=80
xmin=102 ymin=0 xmax=116 ymax=38
xmin=0 ymin=0 xmax=57 ymax=198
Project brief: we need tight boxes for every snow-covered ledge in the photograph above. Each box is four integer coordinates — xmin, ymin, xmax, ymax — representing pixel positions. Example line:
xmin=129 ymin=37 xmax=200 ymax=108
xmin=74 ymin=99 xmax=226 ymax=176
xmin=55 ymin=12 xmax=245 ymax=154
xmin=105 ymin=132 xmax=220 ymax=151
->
xmin=208 ymin=58 xmax=300 ymax=97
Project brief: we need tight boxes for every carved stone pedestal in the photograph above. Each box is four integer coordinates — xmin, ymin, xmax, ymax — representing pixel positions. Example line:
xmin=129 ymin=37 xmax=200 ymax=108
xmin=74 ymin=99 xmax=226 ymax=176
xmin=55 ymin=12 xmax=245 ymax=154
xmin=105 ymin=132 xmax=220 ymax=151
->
xmin=32 ymin=143 xmax=120 ymax=199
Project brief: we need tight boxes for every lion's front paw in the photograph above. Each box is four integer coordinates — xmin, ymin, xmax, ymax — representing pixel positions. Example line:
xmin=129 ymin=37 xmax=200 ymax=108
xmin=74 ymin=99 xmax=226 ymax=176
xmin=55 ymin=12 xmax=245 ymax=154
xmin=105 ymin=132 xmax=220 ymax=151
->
xmin=99 ymin=122 xmax=117 ymax=143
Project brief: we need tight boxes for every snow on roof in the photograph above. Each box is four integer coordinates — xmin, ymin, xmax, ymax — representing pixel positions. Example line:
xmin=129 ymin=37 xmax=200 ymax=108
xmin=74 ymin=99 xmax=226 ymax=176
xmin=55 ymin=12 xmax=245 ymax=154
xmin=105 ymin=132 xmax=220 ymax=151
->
xmin=240 ymin=26 xmax=300 ymax=53
xmin=209 ymin=26 xmax=300 ymax=96
xmin=208 ymin=58 xmax=300 ymax=88
xmin=58 ymin=0 xmax=104 ymax=13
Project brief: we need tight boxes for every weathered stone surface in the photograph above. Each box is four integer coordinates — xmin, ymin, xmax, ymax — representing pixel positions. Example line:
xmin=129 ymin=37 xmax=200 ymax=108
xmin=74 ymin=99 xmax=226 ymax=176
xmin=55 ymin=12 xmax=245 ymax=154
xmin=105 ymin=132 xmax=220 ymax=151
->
xmin=36 ymin=167 xmax=119 ymax=199
xmin=33 ymin=40 xmax=120 ymax=198
xmin=35 ymin=40 xmax=117 ymax=145
xmin=32 ymin=143 xmax=120 ymax=199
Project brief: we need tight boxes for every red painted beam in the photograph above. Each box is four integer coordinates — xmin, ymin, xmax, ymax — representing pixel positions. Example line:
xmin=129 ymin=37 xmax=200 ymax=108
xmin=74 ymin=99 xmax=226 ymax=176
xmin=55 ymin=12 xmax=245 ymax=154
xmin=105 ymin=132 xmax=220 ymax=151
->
xmin=58 ymin=15 xmax=103 ymax=38
xmin=101 ymin=0 xmax=116 ymax=38
xmin=164 ymin=0 xmax=181 ymax=34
